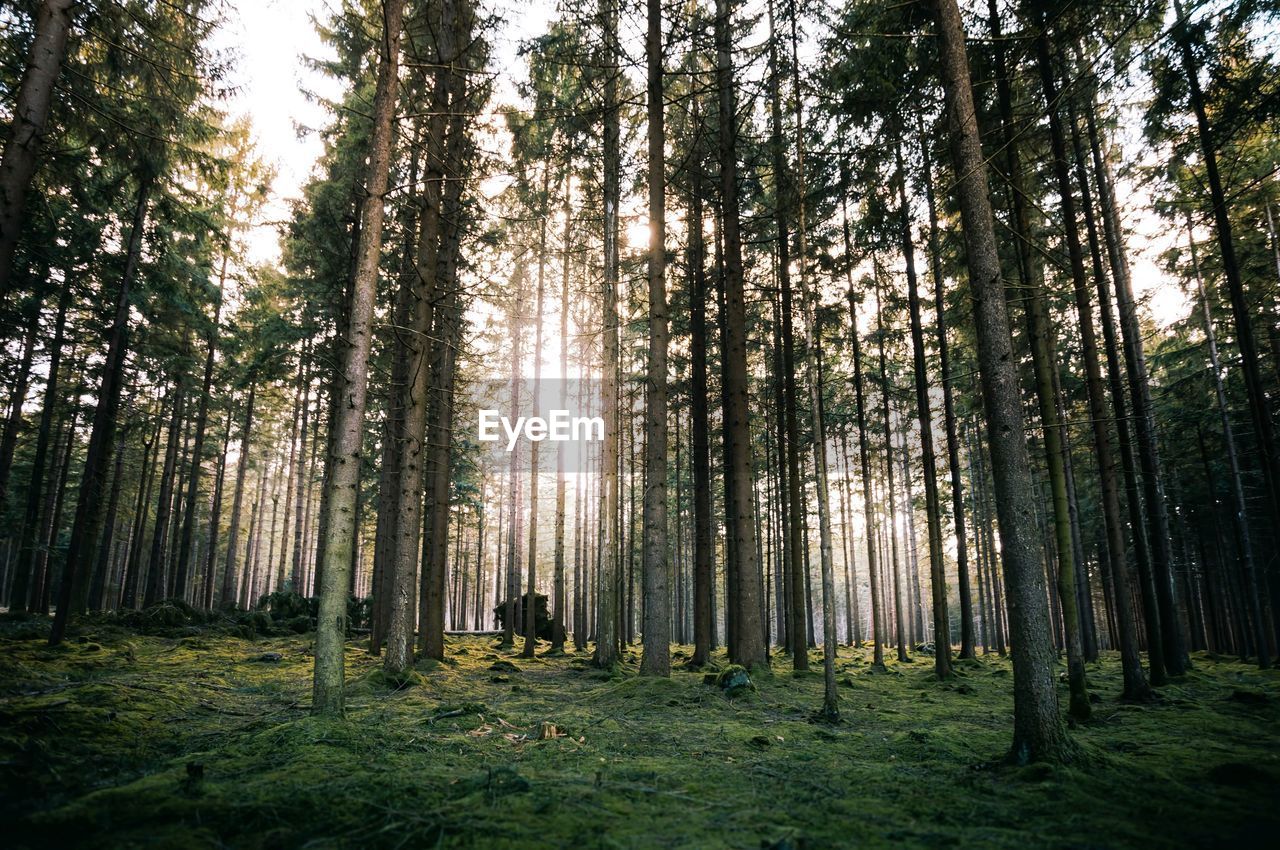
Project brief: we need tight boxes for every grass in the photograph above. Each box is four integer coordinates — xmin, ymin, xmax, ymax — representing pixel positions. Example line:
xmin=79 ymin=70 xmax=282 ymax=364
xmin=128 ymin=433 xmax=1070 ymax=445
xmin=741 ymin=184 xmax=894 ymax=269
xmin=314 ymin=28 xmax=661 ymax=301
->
xmin=1 ymin=616 xmax=1277 ymax=849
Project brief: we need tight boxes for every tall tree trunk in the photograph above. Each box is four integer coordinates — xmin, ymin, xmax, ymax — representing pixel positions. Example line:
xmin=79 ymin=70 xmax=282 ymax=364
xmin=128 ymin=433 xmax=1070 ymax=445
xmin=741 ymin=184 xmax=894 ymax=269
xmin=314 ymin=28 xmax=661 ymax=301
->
xmin=123 ymin=403 xmax=164 ymax=610
xmin=1186 ymin=219 xmax=1268 ymax=667
xmin=919 ymin=121 xmax=975 ymax=660
xmin=201 ymin=408 xmax=233 ymax=609
xmin=312 ymin=0 xmax=407 ymax=715
xmin=640 ymin=0 xmax=670 ymax=677
xmin=766 ymin=0 xmax=806 ymax=673
xmin=0 ymin=0 xmax=77 ymax=296
xmin=50 ymin=173 xmax=152 ymax=645
xmin=594 ymin=0 xmax=622 ymax=669
xmin=419 ymin=29 xmax=472 ymax=660
xmin=927 ymin=0 xmax=1072 ymax=763
xmin=552 ymin=170 xmax=573 ymax=653
xmin=221 ymin=380 xmax=257 ymax=607
xmin=292 ymin=354 xmax=313 ymax=591
xmin=896 ymin=139 xmax=952 ymax=680
xmin=784 ymin=0 xmax=836 ymax=712
xmin=371 ymin=167 xmax=419 ymax=654
xmin=0 ymin=308 xmax=38 ymax=523
xmin=688 ymin=124 xmax=714 ymax=667
xmin=503 ymin=270 xmax=526 ymax=648
xmin=1170 ymin=0 xmax=1263 ymax=666
xmin=846 ymin=299 xmax=886 ymax=671
xmin=714 ymin=0 xmax=766 ymax=669
xmin=11 ymin=284 xmax=70 ymax=611
xmin=384 ymin=10 xmax=453 ymax=674
xmin=839 ymin=428 xmax=861 ymax=645
xmin=90 ymin=432 xmax=127 ymax=610
xmin=523 ymin=164 xmax=551 ymax=660
xmin=874 ymin=273 xmax=909 ymax=664
xmin=143 ymin=364 xmax=187 ymax=608
xmin=1028 ymin=23 xmax=1093 ymax=718
xmin=1078 ymin=81 xmax=1166 ymax=686
xmin=175 ymin=260 xmax=226 ymax=601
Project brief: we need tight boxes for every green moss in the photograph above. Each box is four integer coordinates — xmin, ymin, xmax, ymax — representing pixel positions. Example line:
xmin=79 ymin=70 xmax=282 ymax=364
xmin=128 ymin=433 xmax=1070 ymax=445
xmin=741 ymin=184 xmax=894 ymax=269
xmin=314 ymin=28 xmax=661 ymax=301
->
xmin=0 ymin=628 xmax=1276 ymax=849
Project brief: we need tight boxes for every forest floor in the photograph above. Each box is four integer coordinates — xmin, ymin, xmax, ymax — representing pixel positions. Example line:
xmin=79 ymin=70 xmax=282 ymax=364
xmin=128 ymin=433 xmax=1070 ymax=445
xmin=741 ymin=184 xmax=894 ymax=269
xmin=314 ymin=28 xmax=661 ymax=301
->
xmin=1 ymin=616 xmax=1278 ymax=849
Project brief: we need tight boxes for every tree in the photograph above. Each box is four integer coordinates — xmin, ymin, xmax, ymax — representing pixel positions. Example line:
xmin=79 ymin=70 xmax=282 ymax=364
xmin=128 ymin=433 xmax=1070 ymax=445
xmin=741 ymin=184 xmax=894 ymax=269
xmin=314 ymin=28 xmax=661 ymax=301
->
xmin=639 ymin=0 xmax=671 ymax=677
xmin=926 ymin=0 xmax=1073 ymax=764
xmin=0 ymin=0 xmax=77 ymax=297
xmin=312 ymin=0 xmax=407 ymax=716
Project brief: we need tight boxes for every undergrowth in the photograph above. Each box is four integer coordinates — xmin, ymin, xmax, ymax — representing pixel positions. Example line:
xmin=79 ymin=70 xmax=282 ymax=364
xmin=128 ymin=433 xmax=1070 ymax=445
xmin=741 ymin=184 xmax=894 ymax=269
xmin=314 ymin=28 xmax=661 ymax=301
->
xmin=1 ymin=616 xmax=1276 ymax=849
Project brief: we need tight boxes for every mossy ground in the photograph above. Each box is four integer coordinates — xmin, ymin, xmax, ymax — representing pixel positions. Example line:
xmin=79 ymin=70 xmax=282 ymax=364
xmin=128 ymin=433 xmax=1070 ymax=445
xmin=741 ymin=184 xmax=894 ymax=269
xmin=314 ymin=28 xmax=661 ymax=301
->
xmin=2 ymin=618 xmax=1277 ymax=849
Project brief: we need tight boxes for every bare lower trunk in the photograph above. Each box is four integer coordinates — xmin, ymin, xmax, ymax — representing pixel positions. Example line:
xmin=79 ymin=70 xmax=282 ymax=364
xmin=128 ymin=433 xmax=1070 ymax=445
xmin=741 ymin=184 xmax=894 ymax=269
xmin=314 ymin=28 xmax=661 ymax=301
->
xmin=312 ymin=0 xmax=406 ymax=716
xmin=928 ymin=0 xmax=1072 ymax=763
xmin=594 ymin=0 xmax=622 ymax=669
xmin=896 ymin=139 xmax=952 ymax=680
xmin=50 ymin=174 xmax=152 ymax=645
xmin=639 ymin=0 xmax=670 ymax=677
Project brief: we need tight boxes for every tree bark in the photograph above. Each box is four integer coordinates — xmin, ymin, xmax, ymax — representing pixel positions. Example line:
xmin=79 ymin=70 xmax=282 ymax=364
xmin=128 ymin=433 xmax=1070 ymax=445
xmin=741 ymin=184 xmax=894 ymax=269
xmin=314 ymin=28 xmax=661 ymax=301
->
xmin=11 ymin=284 xmax=70 ymax=611
xmin=174 ymin=259 xmax=226 ymax=601
xmin=1186 ymin=219 xmax=1268 ymax=667
xmin=1028 ymin=23 xmax=1093 ymax=718
xmin=640 ymin=0 xmax=670 ymax=676
xmin=312 ymin=0 xmax=406 ymax=716
xmin=919 ymin=121 xmax=975 ymax=660
xmin=594 ymin=0 xmax=622 ymax=669
xmin=220 ymin=380 xmax=256 ymax=607
xmin=896 ymin=139 xmax=952 ymax=680
xmin=143 ymin=362 xmax=187 ymax=608
xmin=50 ymin=173 xmax=152 ymax=644
xmin=0 ymin=0 xmax=77 ymax=297
xmin=927 ymin=0 xmax=1072 ymax=763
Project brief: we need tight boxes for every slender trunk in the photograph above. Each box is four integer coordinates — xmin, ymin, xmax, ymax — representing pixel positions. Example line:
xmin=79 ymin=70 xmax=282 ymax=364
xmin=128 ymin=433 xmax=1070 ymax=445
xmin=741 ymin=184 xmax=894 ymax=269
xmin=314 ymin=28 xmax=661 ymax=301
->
xmin=0 ymin=309 xmax=38 ymax=520
xmin=90 ymin=433 xmax=127 ymax=610
xmin=928 ymin=0 xmax=1072 ymax=762
xmin=920 ymin=122 xmax=974 ymax=660
xmin=593 ymin=0 xmax=622 ymax=668
xmin=523 ymin=165 xmax=550 ymax=660
xmin=639 ymin=0 xmax=670 ymax=676
xmin=202 ymin=409 xmax=233 ymax=609
xmin=313 ymin=0 xmax=407 ymax=716
xmin=143 ymin=364 xmax=187 ymax=608
xmin=292 ymin=354 xmax=312 ymax=590
xmin=1169 ymin=0 xmax=1263 ymax=666
xmin=1187 ymin=219 xmax=1268 ymax=667
xmin=420 ymin=31 xmax=472 ymax=660
xmin=896 ymin=139 xmax=952 ymax=679
xmin=123 ymin=406 xmax=164 ymax=610
xmin=552 ymin=169 xmax=572 ymax=653
xmin=689 ymin=124 xmax=713 ymax=666
xmin=11 ymin=284 xmax=70 ymax=611
xmin=1028 ymin=24 xmax=1093 ymax=717
xmin=175 ymin=262 xmax=226 ymax=600
xmin=221 ymin=381 xmax=257 ymax=607
xmin=50 ymin=174 xmax=152 ymax=644
xmin=385 ymin=11 xmax=453 ymax=674
xmin=0 ymin=0 xmax=77 ymax=296
xmin=766 ymin=0 xmax=806 ymax=673
xmin=1078 ymin=84 xmax=1165 ymax=685
xmin=714 ymin=0 xmax=765 ymax=669
xmin=846 ymin=298 xmax=886 ymax=671
xmin=875 ymin=273 xmax=908 ymax=664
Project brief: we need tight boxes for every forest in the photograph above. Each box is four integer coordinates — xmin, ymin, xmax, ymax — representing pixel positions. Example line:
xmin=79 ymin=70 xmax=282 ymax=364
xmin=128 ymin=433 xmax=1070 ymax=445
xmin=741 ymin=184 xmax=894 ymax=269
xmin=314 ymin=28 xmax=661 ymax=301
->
xmin=0 ymin=0 xmax=1278 ymax=846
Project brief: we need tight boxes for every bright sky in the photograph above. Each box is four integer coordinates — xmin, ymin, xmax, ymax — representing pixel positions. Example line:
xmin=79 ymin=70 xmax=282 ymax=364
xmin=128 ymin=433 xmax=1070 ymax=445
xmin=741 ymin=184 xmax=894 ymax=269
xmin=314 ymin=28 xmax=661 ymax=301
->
xmin=213 ymin=0 xmax=555 ymax=269
xmin=211 ymin=0 xmax=1187 ymax=328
